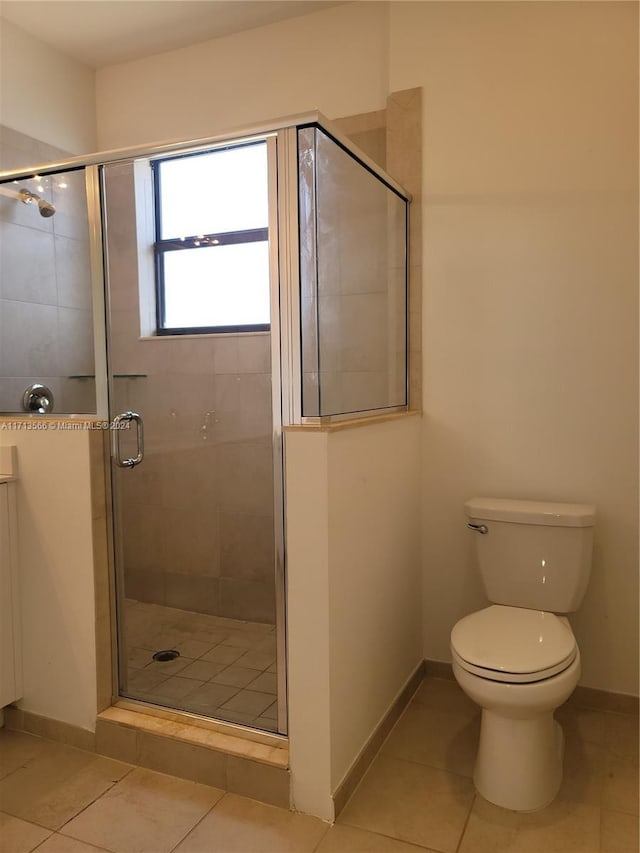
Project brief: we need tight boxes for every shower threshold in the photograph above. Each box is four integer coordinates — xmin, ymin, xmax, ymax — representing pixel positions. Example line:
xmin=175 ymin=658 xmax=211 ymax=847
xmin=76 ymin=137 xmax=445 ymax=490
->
xmin=121 ymin=599 xmax=279 ymax=733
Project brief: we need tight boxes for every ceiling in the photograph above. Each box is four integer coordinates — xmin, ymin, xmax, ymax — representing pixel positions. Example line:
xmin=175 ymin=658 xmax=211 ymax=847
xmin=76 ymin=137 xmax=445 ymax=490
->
xmin=0 ymin=1 xmax=344 ymax=68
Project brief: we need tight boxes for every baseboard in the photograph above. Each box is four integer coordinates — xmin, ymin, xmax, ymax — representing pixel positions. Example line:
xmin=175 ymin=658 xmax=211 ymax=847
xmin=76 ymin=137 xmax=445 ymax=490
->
xmin=3 ymin=705 xmax=96 ymax=751
xmin=568 ymin=685 xmax=639 ymax=716
xmin=424 ymin=659 xmax=456 ymax=681
xmin=424 ymin=659 xmax=639 ymax=716
xmin=332 ymin=660 xmax=425 ymax=818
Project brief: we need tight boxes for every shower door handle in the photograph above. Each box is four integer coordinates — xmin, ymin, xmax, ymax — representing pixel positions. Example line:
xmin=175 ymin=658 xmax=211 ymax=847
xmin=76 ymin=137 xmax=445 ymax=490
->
xmin=112 ymin=411 xmax=144 ymax=469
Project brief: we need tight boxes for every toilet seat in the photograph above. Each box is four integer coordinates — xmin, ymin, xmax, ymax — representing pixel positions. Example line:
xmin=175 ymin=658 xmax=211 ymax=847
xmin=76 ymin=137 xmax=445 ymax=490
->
xmin=451 ymin=604 xmax=577 ymax=684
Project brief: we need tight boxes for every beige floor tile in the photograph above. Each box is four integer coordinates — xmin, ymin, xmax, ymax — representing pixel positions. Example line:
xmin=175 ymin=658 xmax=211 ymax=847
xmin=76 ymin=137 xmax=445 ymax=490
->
xmin=0 ymin=742 xmax=130 ymax=830
xmin=412 ymin=677 xmax=479 ymax=717
xmin=0 ymin=811 xmax=51 ymax=852
xmin=221 ymin=690 xmax=274 ymax=717
xmin=211 ymin=665 xmax=261 ymax=689
xmin=201 ymin=645 xmax=247 ymax=665
xmin=254 ymin=637 xmax=277 ymax=655
xmin=601 ymin=808 xmax=639 ymax=853
xmin=60 ymin=767 xmax=223 ymax=853
xmin=147 ymin=676 xmax=202 ymax=701
xmin=604 ymin=713 xmax=639 ymax=761
xmin=34 ymin=833 xmax=112 ymax=852
xmin=248 ymin=672 xmax=278 ymax=695
xmin=237 ymin=651 xmax=276 ymax=671
xmin=221 ymin=632 xmax=264 ymax=650
xmin=144 ymin=656 xmax=195 ymax=678
xmin=381 ymin=704 xmax=479 ymax=777
xmin=602 ymin=755 xmax=639 ymax=815
xmin=179 ymin=660 xmax=227 ymax=681
xmin=226 ymin=757 xmax=289 ymax=807
xmin=127 ymin=647 xmax=154 ymax=669
xmin=555 ymin=704 xmax=606 ymax=747
xmin=183 ymin=682 xmax=240 ymax=711
xmin=560 ymin=740 xmax=607 ymax=806
xmin=171 ymin=639 xmax=216 ymax=660
xmin=217 ymin=709 xmax=257 ymax=726
xmin=458 ymin=794 xmax=601 ymax=853
xmin=0 ymin=731 xmax=48 ymax=781
xmin=316 ymin=823 xmax=439 ymax=852
xmin=339 ymin=754 xmax=474 ymax=853
xmin=173 ymin=793 xmax=328 ymax=853
xmin=127 ymin=668 xmax=169 ymax=692
xmin=257 ymin=701 xmax=278 ymax=722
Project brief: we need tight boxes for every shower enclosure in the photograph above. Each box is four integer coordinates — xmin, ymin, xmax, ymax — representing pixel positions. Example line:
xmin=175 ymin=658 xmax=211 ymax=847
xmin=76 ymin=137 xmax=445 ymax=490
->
xmin=0 ymin=114 xmax=409 ymax=737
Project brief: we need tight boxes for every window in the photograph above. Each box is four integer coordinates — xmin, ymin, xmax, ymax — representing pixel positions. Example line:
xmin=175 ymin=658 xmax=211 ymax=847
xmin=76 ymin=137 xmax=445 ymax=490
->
xmin=152 ymin=141 xmax=270 ymax=334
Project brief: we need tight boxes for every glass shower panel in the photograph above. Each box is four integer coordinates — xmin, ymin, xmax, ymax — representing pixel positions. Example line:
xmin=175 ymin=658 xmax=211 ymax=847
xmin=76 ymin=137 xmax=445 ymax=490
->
xmin=0 ymin=168 xmax=97 ymax=414
xmin=298 ymin=126 xmax=408 ymax=418
xmin=102 ymin=154 xmax=281 ymax=734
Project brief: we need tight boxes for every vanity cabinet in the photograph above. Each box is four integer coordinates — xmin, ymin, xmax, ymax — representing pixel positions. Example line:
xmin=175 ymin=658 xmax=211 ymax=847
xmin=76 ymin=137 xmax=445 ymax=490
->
xmin=0 ymin=476 xmax=21 ymax=709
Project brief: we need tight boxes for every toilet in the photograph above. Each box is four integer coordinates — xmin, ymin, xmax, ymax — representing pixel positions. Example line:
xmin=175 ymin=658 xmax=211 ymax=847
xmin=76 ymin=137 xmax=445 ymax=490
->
xmin=450 ymin=497 xmax=595 ymax=812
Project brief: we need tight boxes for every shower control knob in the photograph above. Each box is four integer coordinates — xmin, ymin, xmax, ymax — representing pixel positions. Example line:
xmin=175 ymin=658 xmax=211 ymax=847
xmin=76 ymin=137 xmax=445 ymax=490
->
xmin=23 ymin=383 xmax=54 ymax=414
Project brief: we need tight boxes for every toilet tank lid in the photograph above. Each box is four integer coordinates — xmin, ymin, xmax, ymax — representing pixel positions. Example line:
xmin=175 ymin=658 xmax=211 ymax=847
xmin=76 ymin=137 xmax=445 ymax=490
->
xmin=465 ymin=497 xmax=595 ymax=527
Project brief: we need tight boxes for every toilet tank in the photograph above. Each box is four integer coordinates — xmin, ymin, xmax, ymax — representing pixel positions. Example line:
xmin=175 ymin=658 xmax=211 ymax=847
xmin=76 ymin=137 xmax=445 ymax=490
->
xmin=465 ymin=497 xmax=595 ymax=613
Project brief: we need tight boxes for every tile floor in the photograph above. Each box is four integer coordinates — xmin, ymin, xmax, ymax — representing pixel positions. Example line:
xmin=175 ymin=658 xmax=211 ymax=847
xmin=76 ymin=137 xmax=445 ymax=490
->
xmin=1 ymin=676 xmax=638 ymax=853
xmin=122 ymin=600 xmax=278 ymax=732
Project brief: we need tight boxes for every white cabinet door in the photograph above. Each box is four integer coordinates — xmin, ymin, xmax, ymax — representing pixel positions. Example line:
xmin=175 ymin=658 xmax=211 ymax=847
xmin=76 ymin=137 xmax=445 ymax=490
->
xmin=0 ymin=484 xmax=18 ymax=708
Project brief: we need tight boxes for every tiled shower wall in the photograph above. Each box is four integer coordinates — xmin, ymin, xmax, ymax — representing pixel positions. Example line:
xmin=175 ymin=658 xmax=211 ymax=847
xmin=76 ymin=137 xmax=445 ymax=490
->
xmin=104 ymin=163 xmax=275 ymax=624
xmin=0 ymin=125 xmax=96 ymax=414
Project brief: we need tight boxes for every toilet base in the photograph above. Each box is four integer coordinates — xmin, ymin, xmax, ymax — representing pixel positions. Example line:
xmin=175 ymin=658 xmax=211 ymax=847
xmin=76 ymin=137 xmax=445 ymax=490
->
xmin=474 ymin=709 xmax=564 ymax=811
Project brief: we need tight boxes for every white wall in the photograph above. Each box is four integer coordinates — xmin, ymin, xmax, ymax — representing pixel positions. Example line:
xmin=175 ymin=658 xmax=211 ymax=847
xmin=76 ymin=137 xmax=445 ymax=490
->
xmin=390 ymin=1 xmax=639 ymax=695
xmin=285 ymin=430 xmax=333 ymax=819
xmin=0 ymin=18 xmax=96 ymax=155
xmin=0 ymin=430 xmax=97 ymax=731
xmin=95 ymin=2 xmax=389 ymax=149
xmin=327 ymin=417 xmax=422 ymax=789
xmin=286 ymin=417 xmax=423 ymax=819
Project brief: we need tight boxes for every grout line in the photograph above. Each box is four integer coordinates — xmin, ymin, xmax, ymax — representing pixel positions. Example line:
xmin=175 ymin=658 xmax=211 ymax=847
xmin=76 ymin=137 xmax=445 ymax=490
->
xmin=454 ymin=792 xmax=477 ymax=853
xmin=165 ymin=790 xmax=227 ymax=853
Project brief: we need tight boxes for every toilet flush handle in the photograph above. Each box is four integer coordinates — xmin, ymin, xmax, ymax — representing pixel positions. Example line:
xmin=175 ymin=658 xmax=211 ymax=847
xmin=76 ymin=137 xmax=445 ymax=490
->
xmin=467 ymin=523 xmax=488 ymax=534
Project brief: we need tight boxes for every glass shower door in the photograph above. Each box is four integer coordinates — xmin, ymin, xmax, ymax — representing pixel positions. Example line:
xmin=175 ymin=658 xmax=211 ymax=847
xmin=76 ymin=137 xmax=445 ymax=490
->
xmin=102 ymin=143 xmax=284 ymax=734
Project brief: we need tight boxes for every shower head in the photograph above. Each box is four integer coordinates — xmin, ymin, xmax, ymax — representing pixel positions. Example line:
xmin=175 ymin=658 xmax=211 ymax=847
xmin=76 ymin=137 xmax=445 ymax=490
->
xmin=18 ymin=188 xmax=56 ymax=217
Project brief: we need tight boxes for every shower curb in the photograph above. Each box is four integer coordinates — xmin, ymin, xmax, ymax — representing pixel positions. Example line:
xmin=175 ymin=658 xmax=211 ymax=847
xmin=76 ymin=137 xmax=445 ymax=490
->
xmin=95 ymin=704 xmax=289 ymax=808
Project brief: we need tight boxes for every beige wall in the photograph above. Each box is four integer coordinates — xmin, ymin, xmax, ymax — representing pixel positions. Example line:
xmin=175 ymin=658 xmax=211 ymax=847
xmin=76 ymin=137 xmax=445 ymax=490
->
xmin=96 ymin=1 xmax=637 ymax=695
xmin=0 ymin=18 xmax=96 ymax=155
xmin=286 ymin=416 xmax=423 ymax=819
xmin=95 ymin=2 xmax=389 ymax=149
xmin=390 ymin=1 xmax=639 ymax=694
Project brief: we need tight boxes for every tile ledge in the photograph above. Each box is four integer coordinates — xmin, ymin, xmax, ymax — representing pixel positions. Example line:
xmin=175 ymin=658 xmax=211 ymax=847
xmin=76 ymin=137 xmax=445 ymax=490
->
xmin=98 ymin=705 xmax=288 ymax=769
xmin=284 ymin=409 xmax=421 ymax=433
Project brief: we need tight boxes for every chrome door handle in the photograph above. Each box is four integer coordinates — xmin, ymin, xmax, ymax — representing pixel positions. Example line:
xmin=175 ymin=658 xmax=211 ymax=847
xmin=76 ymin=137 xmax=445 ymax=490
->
xmin=467 ymin=523 xmax=488 ymax=534
xmin=113 ymin=411 xmax=144 ymax=469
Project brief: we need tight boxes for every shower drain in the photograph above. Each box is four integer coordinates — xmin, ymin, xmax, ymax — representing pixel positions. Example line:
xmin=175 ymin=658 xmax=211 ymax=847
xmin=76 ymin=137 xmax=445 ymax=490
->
xmin=152 ymin=649 xmax=180 ymax=662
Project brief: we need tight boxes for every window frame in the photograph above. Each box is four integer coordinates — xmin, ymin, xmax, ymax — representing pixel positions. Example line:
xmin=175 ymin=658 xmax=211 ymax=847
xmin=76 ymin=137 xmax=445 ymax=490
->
xmin=151 ymin=144 xmax=270 ymax=336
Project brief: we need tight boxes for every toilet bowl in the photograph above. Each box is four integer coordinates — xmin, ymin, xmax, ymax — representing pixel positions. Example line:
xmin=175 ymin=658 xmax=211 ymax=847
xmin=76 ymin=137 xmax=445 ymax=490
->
xmin=451 ymin=604 xmax=581 ymax=811
xmin=451 ymin=498 xmax=595 ymax=812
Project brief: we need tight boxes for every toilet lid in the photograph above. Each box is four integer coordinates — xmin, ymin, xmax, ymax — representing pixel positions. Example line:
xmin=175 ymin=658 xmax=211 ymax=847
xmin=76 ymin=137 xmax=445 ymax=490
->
xmin=451 ymin=605 xmax=577 ymax=681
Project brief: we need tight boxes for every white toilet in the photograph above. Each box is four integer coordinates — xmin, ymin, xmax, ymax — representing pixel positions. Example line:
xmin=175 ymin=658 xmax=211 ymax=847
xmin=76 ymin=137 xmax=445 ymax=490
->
xmin=450 ymin=497 xmax=595 ymax=812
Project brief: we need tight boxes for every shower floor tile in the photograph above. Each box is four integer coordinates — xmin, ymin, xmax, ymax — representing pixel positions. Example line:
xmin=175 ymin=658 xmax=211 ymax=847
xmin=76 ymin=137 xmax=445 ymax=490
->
xmin=121 ymin=600 xmax=278 ymax=733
